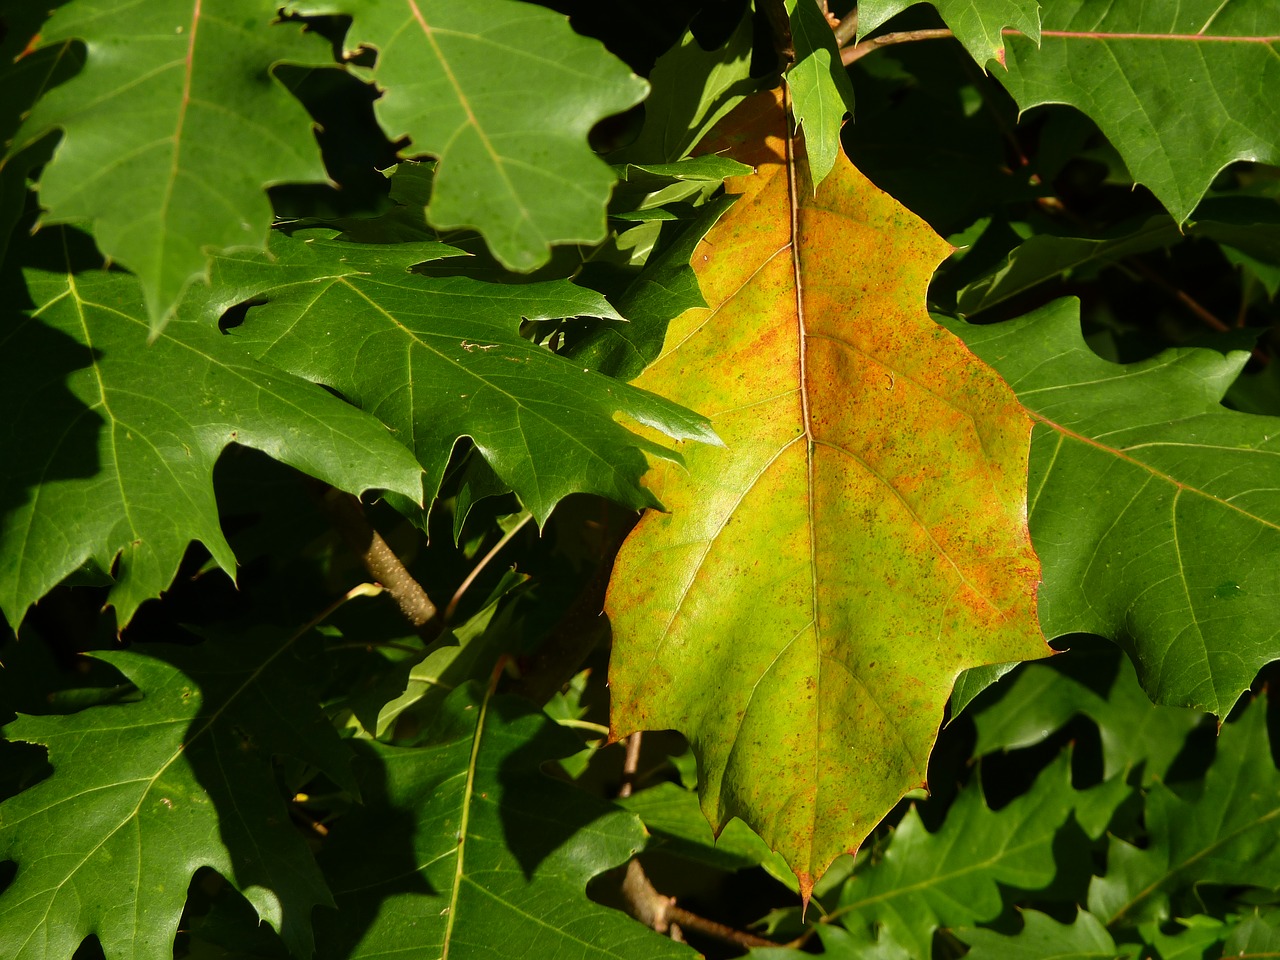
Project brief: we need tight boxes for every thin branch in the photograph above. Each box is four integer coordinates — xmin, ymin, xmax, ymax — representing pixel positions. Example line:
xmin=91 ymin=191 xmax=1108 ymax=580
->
xmin=665 ymin=904 xmax=777 ymax=950
xmin=323 ymin=489 xmax=439 ymax=633
xmin=618 ymin=732 xmax=643 ymax=799
xmin=842 ymin=27 xmax=955 ymax=65
xmin=615 ymin=732 xmax=779 ymax=950
xmin=834 ymin=9 xmax=859 ymax=46
xmin=443 ymin=512 xmax=533 ymax=623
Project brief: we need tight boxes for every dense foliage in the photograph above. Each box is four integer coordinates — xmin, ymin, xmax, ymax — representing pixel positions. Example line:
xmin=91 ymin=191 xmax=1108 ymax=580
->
xmin=2 ymin=1 xmax=1278 ymax=958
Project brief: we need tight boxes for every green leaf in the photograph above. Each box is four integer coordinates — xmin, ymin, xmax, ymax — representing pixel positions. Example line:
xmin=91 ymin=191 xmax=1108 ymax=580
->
xmin=0 ymin=228 xmax=424 ymax=629
xmin=373 ymin=569 xmax=526 ymax=738
xmin=204 ymin=230 xmax=717 ymax=525
xmin=570 ymin=195 xmax=736 ymax=381
xmin=1223 ymin=910 xmax=1280 ymax=956
xmin=786 ymin=0 xmax=856 ymax=186
xmin=957 ymin=217 xmax=1181 ymax=315
xmin=856 ymin=0 xmax=1042 ymax=69
xmin=0 ymin=633 xmax=353 ymax=960
xmin=955 ymin=909 xmax=1124 ymax=960
xmin=14 ymin=0 xmax=332 ymax=331
xmin=830 ymin=752 xmax=1094 ymax=958
xmin=947 ymin=298 xmax=1280 ymax=714
xmin=611 ymin=14 xmax=756 ymax=166
xmin=314 ymin=682 xmax=694 ymax=960
xmin=972 ymin=650 xmax=1206 ymax=783
xmin=1088 ymin=695 xmax=1280 ymax=926
xmin=338 ymin=0 xmax=648 ymax=272
xmin=958 ymin=201 xmax=1280 ymax=315
xmin=998 ymin=2 xmax=1280 ymax=224
xmin=618 ymin=781 xmax=777 ymax=872
xmin=0 ymin=19 xmax=81 ymax=270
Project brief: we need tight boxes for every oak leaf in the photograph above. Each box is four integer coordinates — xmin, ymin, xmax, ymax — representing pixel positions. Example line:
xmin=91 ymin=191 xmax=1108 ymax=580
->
xmin=606 ymin=90 xmax=1048 ymax=896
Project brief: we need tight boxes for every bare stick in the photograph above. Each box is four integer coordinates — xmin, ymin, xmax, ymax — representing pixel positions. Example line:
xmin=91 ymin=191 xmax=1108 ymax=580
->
xmin=834 ymin=9 xmax=859 ymax=46
xmin=443 ymin=512 xmax=533 ymax=623
xmin=842 ymin=27 xmax=955 ymax=65
xmin=618 ymin=732 xmax=644 ymax=799
xmin=324 ymin=489 xmax=439 ymax=631
xmin=615 ymin=732 xmax=778 ymax=949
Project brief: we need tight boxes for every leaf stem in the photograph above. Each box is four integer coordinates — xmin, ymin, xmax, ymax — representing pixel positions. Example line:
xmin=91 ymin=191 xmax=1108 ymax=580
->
xmin=833 ymin=9 xmax=859 ymax=47
xmin=842 ymin=28 xmax=955 ymax=65
xmin=323 ymin=489 xmax=439 ymax=633
xmin=443 ymin=512 xmax=533 ymax=624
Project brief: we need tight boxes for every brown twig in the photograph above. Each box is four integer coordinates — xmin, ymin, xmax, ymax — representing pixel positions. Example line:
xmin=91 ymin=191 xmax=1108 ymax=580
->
xmin=842 ymin=27 xmax=955 ymax=65
xmin=618 ymin=732 xmax=644 ymax=799
xmin=833 ymin=8 xmax=859 ymax=46
xmin=323 ymin=489 xmax=439 ymax=633
xmin=443 ymin=512 xmax=532 ymax=624
xmin=616 ymin=732 xmax=779 ymax=951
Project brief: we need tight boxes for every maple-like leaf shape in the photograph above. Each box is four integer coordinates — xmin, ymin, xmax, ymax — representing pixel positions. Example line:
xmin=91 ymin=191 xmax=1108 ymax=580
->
xmin=606 ymin=90 xmax=1048 ymax=896
xmin=856 ymin=0 xmax=1042 ymax=68
xmin=831 ymin=753 xmax=1113 ymax=959
xmin=0 ymin=228 xmax=424 ymax=629
xmin=999 ymin=1 xmax=1280 ymax=225
xmin=333 ymin=0 xmax=649 ymax=272
xmin=0 ymin=634 xmax=355 ymax=960
xmin=948 ymin=299 xmax=1280 ymax=715
xmin=13 ymin=0 xmax=333 ymax=330
xmin=314 ymin=683 xmax=693 ymax=960
xmin=1088 ymin=695 xmax=1280 ymax=927
xmin=204 ymin=231 xmax=717 ymax=525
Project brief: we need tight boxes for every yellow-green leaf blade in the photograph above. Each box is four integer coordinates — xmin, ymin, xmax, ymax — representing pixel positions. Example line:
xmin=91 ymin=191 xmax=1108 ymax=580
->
xmin=606 ymin=91 xmax=1047 ymax=895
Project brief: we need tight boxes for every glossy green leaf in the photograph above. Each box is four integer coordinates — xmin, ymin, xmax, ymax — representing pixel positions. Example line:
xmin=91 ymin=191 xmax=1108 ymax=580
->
xmin=998 ymin=2 xmax=1280 ymax=224
xmin=856 ymin=0 xmax=1041 ymax=68
xmin=608 ymin=90 xmax=1047 ymax=898
xmin=972 ymin=650 xmax=1206 ymax=783
xmin=957 ymin=217 xmax=1181 ymax=316
xmin=786 ymin=0 xmax=856 ymax=186
xmin=618 ymin=781 xmax=778 ymax=872
xmin=1088 ymin=695 xmax=1280 ymax=926
xmin=958 ymin=201 xmax=1280 ymax=315
xmin=956 ymin=909 xmax=1124 ymax=960
xmin=611 ymin=14 xmax=756 ymax=166
xmin=1223 ymin=910 xmax=1280 ymax=956
xmin=13 ymin=0 xmax=332 ymax=331
xmin=339 ymin=0 xmax=648 ymax=272
xmin=0 ymin=13 xmax=81 ymax=270
xmin=0 ymin=634 xmax=353 ymax=960
xmin=202 ymin=230 xmax=717 ymax=525
xmin=314 ymin=682 xmax=693 ymax=960
xmin=948 ymin=299 xmax=1280 ymax=714
xmin=0 ymin=228 xmax=424 ymax=629
xmin=831 ymin=753 xmax=1093 ymax=958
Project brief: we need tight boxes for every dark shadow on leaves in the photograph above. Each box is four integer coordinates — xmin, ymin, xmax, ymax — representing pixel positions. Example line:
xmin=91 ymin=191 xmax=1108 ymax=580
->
xmin=492 ymin=693 xmax=617 ymax=881
xmin=313 ymin=739 xmax=431 ymax=959
xmin=0 ymin=229 xmax=106 ymax=628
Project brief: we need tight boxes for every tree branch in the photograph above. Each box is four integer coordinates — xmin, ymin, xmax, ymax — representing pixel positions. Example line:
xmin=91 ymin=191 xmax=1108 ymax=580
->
xmin=833 ymin=9 xmax=859 ymax=47
xmin=842 ymin=27 xmax=955 ymax=65
xmin=616 ymin=732 xmax=779 ymax=951
xmin=323 ymin=489 xmax=439 ymax=633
